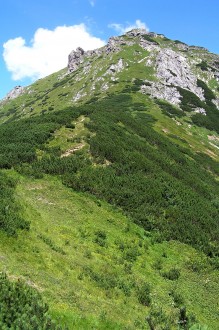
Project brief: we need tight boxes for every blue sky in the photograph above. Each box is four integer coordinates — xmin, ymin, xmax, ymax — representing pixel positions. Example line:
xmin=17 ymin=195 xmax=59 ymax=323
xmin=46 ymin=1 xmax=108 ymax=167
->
xmin=0 ymin=0 xmax=219 ymax=99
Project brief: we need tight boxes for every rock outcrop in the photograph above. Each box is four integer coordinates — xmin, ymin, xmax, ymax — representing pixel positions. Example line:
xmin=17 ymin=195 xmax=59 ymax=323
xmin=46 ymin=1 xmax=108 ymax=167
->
xmin=106 ymin=59 xmax=126 ymax=75
xmin=141 ymin=82 xmax=181 ymax=105
xmin=68 ymin=47 xmax=85 ymax=73
xmin=67 ymin=30 xmax=147 ymax=75
xmin=141 ymin=48 xmax=205 ymax=106
xmin=156 ymin=49 xmax=204 ymax=99
xmin=2 ymin=86 xmax=25 ymax=102
xmin=66 ymin=28 xmax=219 ymax=110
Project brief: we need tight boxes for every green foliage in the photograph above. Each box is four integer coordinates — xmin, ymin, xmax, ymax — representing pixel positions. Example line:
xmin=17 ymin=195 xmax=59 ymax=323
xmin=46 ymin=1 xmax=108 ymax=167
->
xmin=1 ymin=93 xmax=219 ymax=256
xmin=2 ymin=92 xmax=213 ymax=257
xmin=197 ymin=79 xmax=216 ymax=101
xmin=146 ymin=305 xmax=200 ymax=330
xmin=189 ymin=324 xmax=209 ymax=330
xmin=196 ymin=60 xmax=209 ymax=71
xmin=38 ymin=234 xmax=66 ymax=255
xmin=94 ymin=230 xmax=107 ymax=247
xmin=175 ymin=40 xmax=187 ymax=45
xmin=0 ymin=172 xmax=29 ymax=235
xmin=83 ymin=266 xmax=118 ymax=290
xmin=162 ymin=268 xmax=180 ymax=280
xmin=178 ymin=306 xmax=198 ymax=329
xmin=0 ymin=32 xmax=218 ymax=329
xmin=59 ymin=94 xmax=219 ymax=256
xmin=169 ymin=289 xmax=184 ymax=307
xmin=146 ymin=306 xmax=172 ymax=330
xmin=136 ymin=282 xmax=151 ymax=306
xmin=0 ymin=273 xmax=63 ymax=329
xmin=191 ymin=100 xmax=219 ymax=133
xmin=123 ymin=246 xmax=140 ymax=262
xmin=32 ymin=154 xmax=90 ymax=176
xmin=177 ymin=87 xmax=205 ymax=112
xmin=133 ymin=78 xmax=145 ymax=86
xmin=176 ymin=84 xmax=219 ymax=133
xmin=0 ymin=107 xmax=81 ymax=169
xmin=65 ymin=123 xmax=75 ymax=129
xmin=156 ymin=99 xmax=184 ymax=118
xmin=142 ymin=34 xmax=159 ymax=45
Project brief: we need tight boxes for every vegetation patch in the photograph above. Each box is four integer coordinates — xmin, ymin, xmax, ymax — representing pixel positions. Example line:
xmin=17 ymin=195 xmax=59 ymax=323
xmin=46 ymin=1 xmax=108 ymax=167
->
xmin=142 ymin=34 xmax=159 ymax=45
xmin=0 ymin=172 xmax=29 ymax=235
xmin=196 ymin=60 xmax=209 ymax=71
xmin=197 ymin=79 xmax=216 ymax=101
xmin=156 ymin=99 xmax=184 ymax=118
xmin=176 ymin=87 xmax=205 ymax=112
xmin=0 ymin=273 xmax=62 ymax=329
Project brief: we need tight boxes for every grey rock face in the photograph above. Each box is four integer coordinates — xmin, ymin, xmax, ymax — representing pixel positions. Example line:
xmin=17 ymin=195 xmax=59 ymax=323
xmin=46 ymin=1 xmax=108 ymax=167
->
xmin=140 ymin=40 xmax=159 ymax=52
xmin=67 ymin=38 xmax=125 ymax=75
xmin=126 ymin=28 xmax=148 ymax=37
xmin=194 ymin=107 xmax=207 ymax=115
xmin=214 ymin=72 xmax=219 ymax=82
xmin=189 ymin=46 xmax=208 ymax=52
xmin=105 ymin=37 xmax=122 ymax=54
xmin=141 ymin=82 xmax=181 ymax=105
xmin=66 ymin=28 xmax=219 ymax=111
xmin=212 ymin=98 xmax=219 ymax=109
xmin=68 ymin=47 xmax=85 ymax=73
xmin=3 ymin=86 xmax=25 ymax=101
xmin=175 ymin=43 xmax=189 ymax=51
xmin=156 ymin=49 xmax=204 ymax=100
xmin=141 ymin=47 xmax=206 ymax=106
xmin=106 ymin=59 xmax=125 ymax=75
xmin=73 ymin=90 xmax=87 ymax=102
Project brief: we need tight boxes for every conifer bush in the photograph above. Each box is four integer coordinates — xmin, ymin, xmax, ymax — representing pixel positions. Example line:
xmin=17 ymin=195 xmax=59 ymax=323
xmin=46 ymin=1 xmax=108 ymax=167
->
xmin=0 ymin=273 xmax=64 ymax=329
xmin=0 ymin=172 xmax=29 ymax=235
xmin=136 ymin=283 xmax=151 ymax=306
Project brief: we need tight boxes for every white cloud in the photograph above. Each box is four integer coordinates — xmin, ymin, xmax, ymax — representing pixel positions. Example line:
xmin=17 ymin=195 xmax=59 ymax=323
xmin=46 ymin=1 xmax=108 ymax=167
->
xmin=3 ymin=24 xmax=105 ymax=81
xmin=108 ymin=19 xmax=149 ymax=34
xmin=89 ymin=0 xmax=95 ymax=6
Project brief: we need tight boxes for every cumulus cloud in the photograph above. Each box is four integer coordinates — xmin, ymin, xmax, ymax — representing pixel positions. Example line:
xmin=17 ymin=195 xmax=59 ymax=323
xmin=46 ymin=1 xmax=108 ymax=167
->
xmin=3 ymin=24 xmax=105 ymax=81
xmin=108 ymin=19 xmax=149 ymax=34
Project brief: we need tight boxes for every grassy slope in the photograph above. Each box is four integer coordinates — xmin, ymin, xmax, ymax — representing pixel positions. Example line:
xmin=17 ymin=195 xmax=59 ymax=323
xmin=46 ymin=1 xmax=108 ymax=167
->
xmin=132 ymin=93 xmax=219 ymax=162
xmin=0 ymin=172 xmax=218 ymax=329
xmin=1 ymin=36 xmax=218 ymax=162
xmin=0 ymin=34 xmax=219 ymax=329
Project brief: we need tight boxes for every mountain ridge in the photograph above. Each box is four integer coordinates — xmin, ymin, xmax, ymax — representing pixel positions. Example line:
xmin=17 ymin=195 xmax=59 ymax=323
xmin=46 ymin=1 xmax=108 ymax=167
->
xmin=0 ymin=29 xmax=219 ymax=329
xmin=1 ymin=28 xmax=219 ymax=121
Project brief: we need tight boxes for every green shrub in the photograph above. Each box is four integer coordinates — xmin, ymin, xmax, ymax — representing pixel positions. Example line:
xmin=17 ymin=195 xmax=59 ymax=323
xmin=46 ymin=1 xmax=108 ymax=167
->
xmin=0 ymin=273 xmax=63 ymax=329
xmin=0 ymin=172 xmax=29 ymax=235
xmin=84 ymin=267 xmax=117 ymax=290
xmin=136 ymin=283 xmax=151 ymax=306
xmin=65 ymin=123 xmax=75 ymax=129
xmin=153 ymin=258 xmax=163 ymax=271
xmin=169 ymin=289 xmax=184 ymax=307
xmin=123 ymin=246 xmax=140 ymax=262
xmin=146 ymin=306 xmax=171 ymax=330
xmin=197 ymin=79 xmax=216 ymax=101
xmin=177 ymin=87 xmax=205 ymax=111
xmin=162 ymin=268 xmax=180 ymax=280
xmin=2 ymin=93 xmax=219 ymax=257
xmin=196 ymin=60 xmax=209 ymax=71
xmin=38 ymin=234 xmax=66 ymax=255
xmin=156 ymin=99 xmax=184 ymax=118
xmin=142 ymin=34 xmax=159 ymax=45
xmin=94 ymin=230 xmax=107 ymax=247
xmin=175 ymin=40 xmax=187 ymax=45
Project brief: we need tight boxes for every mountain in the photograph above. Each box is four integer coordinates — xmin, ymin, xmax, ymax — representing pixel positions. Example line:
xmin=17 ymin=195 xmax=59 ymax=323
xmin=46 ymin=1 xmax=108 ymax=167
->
xmin=0 ymin=29 xmax=219 ymax=329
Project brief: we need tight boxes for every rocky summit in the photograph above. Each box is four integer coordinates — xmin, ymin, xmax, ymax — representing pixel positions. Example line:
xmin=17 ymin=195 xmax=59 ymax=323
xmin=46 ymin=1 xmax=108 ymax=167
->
xmin=0 ymin=29 xmax=219 ymax=330
xmin=66 ymin=28 xmax=218 ymax=109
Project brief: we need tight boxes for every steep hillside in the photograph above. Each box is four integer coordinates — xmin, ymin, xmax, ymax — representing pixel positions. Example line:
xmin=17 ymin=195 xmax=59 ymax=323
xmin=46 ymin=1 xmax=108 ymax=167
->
xmin=0 ymin=29 xmax=219 ymax=329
